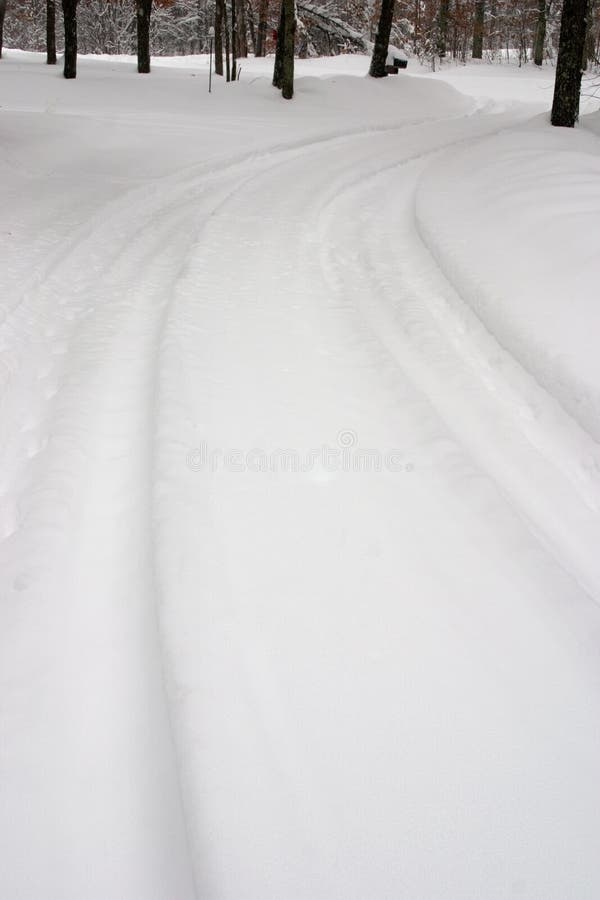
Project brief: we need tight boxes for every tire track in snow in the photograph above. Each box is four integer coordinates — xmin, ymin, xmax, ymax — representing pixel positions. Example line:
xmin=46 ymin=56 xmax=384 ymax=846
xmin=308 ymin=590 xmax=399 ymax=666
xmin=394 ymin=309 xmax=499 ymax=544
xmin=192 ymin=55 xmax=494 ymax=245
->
xmin=148 ymin=109 xmax=600 ymax=900
xmin=0 ymin=166 xmax=260 ymax=900
xmin=1 ymin=109 xmax=473 ymax=331
xmin=3 ymin=129 xmax=409 ymax=896
xmin=4 ymin=105 xmax=600 ymax=899
xmin=151 ymin=113 xmax=523 ymax=894
xmin=316 ymin=144 xmax=600 ymax=601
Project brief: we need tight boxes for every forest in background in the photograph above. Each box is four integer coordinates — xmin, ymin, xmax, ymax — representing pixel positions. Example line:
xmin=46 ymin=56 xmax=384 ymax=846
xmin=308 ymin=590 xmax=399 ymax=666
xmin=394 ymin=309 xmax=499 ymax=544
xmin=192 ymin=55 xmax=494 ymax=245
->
xmin=3 ymin=0 xmax=599 ymax=67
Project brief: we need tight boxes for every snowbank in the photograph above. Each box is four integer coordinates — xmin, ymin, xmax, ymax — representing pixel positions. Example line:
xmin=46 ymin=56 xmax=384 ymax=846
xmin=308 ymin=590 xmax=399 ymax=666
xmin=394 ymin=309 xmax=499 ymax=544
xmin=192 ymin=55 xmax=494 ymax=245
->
xmin=416 ymin=116 xmax=600 ymax=441
xmin=424 ymin=58 xmax=600 ymax=115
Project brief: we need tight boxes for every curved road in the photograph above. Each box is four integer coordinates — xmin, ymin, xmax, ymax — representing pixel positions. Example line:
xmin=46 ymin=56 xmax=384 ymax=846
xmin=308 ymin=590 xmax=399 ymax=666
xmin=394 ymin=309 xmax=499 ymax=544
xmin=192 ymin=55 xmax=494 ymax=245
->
xmin=2 ymin=106 xmax=600 ymax=899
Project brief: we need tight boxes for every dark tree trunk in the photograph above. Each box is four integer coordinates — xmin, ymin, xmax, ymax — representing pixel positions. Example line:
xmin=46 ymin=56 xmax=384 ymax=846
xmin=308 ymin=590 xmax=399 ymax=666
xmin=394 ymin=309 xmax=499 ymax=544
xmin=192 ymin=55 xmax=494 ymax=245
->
xmin=61 ymin=0 xmax=78 ymax=79
xmin=551 ymin=0 xmax=589 ymax=126
xmin=231 ymin=0 xmax=237 ymax=79
xmin=136 ymin=0 xmax=152 ymax=73
xmin=236 ymin=0 xmax=248 ymax=57
xmin=256 ymin=0 xmax=268 ymax=55
xmin=472 ymin=0 xmax=485 ymax=58
xmin=281 ymin=0 xmax=295 ymax=99
xmin=224 ymin=0 xmax=231 ymax=81
xmin=369 ymin=0 xmax=395 ymax=77
xmin=215 ymin=0 xmax=224 ymax=74
xmin=0 ymin=0 xmax=6 ymax=60
xmin=533 ymin=0 xmax=546 ymax=65
xmin=272 ymin=0 xmax=285 ymax=87
xmin=47 ymin=0 xmax=57 ymax=64
xmin=437 ymin=0 xmax=450 ymax=57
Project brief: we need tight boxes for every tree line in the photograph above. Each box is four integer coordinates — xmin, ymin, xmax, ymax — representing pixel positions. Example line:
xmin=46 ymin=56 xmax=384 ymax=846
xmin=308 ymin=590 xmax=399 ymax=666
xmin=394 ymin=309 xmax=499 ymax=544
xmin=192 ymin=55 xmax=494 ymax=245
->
xmin=0 ymin=0 xmax=595 ymax=118
xmin=4 ymin=0 xmax=599 ymax=63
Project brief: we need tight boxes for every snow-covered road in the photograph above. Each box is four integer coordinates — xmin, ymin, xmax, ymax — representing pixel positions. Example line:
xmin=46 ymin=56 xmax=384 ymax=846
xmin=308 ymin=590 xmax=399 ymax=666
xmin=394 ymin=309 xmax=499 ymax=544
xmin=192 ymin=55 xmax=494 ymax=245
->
xmin=2 ymin=53 xmax=600 ymax=899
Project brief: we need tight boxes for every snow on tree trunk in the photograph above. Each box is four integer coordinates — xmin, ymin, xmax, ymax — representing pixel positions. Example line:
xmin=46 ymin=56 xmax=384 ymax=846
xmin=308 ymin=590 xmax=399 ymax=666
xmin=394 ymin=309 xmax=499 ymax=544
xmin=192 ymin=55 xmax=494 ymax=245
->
xmin=472 ymin=0 xmax=485 ymax=58
xmin=246 ymin=0 xmax=257 ymax=55
xmin=62 ymin=0 xmax=78 ymax=78
xmin=551 ymin=0 xmax=589 ymax=125
xmin=296 ymin=1 xmax=371 ymax=53
xmin=136 ymin=0 xmax=152 ymax=74
xmin=369 ymin=0 xmax=395 ymax=77
xmin=47 ymin=0 xmax=57 ymax=64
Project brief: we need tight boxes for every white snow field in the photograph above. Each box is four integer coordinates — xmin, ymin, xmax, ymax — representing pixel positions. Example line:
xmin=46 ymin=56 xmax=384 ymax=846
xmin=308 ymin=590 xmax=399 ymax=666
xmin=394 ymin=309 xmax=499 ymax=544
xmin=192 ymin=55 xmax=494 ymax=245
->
xmin=2 ymin=50 xmax=600 ymax=899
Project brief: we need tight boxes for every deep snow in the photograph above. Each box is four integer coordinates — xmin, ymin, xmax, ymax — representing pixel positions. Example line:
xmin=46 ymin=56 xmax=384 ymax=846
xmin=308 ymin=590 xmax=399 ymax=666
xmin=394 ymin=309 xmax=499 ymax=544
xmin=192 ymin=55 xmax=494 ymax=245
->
xmin=1 ymin=50 xmax=600 ymax=900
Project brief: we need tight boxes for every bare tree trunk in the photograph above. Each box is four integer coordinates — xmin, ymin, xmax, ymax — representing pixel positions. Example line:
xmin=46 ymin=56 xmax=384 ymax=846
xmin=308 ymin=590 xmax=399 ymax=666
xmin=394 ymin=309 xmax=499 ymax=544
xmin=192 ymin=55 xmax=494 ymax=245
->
xmin=231 ymin=0 xmax=237 ymax=79
xmin=224 ymin=0 xmax=231 ymax=81
xmin=551 ymin=0 xmax=589 ymax=125
xmin=583 ymin=0 xmax=596 ymax=65
xmin=236 ymin=0 xmax=248 ymax=57
xmin=437 ymin=0 xmax=450 ymax=57
xmin=246 ymin=0 xmax=256 ymax=55
xmin=0 ymin=0 xmax=6 ymax=60
xmin=47 ymin=0 xmax=57 ymax=64
xmin=533 ymin=0 xmax=546 ymax=65
xmin=369 ymin=0 xmax=395 ymax=77
xmin=488 ymin=0 xmax=498 ymax=53
xmin=256 ymin=0 xmax=268 ymax=55
xmin=215 ymin=0 xmax=224 ymax=74
xmin=272 ymin=0 xmax=285 ymax=87
xmin=281 ymin=0 xmax=295 ymax=98
xmin=472 ymin=0 xmax=484 ymax=57
xmin=61 ymin=0 xmax=78 ymax=78
xmin=136 ymin=0 xmax=152 ymax=73
xmin=413 ymin=0 xmax=419 ymax=52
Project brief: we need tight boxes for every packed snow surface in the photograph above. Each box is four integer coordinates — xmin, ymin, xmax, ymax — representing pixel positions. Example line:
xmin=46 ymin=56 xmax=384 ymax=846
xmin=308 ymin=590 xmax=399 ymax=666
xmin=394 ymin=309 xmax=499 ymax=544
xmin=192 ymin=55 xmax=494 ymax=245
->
xmin=1 ymin=50 xmax=600 ymax=900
